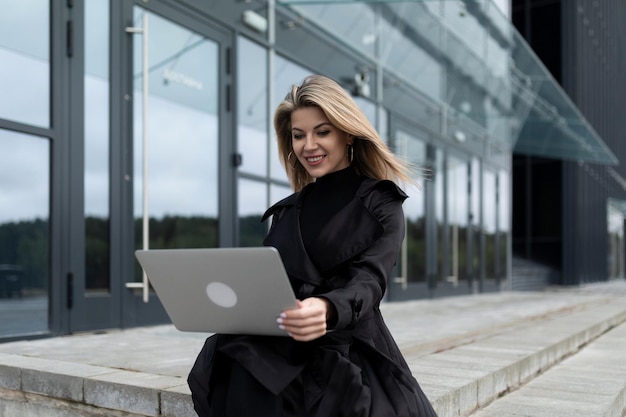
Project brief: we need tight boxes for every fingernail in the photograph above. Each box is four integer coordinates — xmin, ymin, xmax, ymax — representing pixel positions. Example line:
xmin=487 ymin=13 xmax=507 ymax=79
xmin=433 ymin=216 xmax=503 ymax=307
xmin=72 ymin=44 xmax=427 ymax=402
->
xmin=276 ymin=317 xmax=283 ymax=324
xmin=279 ymin=312 xmax=287 ymax=318
xmin=278 ymin=324 xmax=285 ymax=330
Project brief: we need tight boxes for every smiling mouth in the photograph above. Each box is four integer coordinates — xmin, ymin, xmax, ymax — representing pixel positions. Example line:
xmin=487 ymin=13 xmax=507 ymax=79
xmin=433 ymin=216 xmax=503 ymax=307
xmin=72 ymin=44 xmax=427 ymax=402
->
xmin=306 ymin=155 xmax=325 ymax=164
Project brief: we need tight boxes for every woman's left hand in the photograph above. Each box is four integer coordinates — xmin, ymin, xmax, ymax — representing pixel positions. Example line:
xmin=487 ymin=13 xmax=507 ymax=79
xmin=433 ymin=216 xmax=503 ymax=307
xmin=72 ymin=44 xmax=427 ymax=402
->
xmin=278 ymin=297 xmax=330 ymax=341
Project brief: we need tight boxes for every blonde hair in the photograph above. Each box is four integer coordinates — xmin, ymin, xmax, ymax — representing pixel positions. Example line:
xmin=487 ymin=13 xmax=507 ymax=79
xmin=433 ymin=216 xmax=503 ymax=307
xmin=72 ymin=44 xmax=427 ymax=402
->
xmin=274 ymin=74 xmax=411 ymax=191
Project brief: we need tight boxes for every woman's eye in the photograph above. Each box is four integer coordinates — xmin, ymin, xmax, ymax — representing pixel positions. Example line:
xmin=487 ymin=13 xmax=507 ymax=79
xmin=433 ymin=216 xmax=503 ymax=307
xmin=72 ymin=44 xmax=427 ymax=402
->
xmin=317 ymin=130 xmax=330 ymax=137
xmin=292 ymin=133 xmax=304 ymax=140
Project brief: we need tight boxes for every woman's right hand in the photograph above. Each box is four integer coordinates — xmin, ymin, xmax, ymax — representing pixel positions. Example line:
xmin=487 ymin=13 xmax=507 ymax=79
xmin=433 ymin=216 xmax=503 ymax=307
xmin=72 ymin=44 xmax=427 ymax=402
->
xmin=277 ymin=297 xmax=332 ymax=341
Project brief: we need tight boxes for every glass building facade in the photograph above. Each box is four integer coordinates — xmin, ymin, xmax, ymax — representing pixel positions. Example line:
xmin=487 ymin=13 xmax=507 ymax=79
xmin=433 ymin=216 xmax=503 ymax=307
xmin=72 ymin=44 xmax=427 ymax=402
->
xmin=0 ymin=0 xmax=617 ymax=340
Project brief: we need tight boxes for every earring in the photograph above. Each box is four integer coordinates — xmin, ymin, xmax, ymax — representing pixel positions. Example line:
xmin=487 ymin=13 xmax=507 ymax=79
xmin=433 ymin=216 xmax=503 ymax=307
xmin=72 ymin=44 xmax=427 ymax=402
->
xmin=348 ymin=144 xmax=354 ymax=163
xmin=287 ymin=151 xmax=298 ymax=169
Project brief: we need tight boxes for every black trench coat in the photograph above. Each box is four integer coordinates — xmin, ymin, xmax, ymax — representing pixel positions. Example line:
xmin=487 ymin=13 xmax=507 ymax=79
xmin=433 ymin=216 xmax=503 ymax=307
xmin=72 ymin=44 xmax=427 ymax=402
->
xmin=188 ymin=178 xmax=438 ymax=417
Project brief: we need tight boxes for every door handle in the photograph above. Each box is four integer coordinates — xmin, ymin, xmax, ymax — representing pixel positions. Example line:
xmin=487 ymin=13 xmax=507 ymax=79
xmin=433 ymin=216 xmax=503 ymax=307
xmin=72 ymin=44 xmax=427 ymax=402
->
xmin=124 ymin=14 xmax=150 ymax=303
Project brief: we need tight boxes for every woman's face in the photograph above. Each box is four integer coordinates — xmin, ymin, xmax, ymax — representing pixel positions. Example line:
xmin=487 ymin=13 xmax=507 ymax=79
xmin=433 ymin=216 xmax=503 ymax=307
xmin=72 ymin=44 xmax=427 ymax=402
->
xmin=290 ymin=106 xmax=352 ymax=179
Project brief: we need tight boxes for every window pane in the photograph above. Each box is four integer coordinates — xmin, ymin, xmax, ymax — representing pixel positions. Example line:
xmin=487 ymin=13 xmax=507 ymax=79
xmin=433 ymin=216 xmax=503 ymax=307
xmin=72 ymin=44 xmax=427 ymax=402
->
xmin=238 ymin=37 xmax=268 ymax=176
xmin=483 ymin=170 xmax=497 ymax=280
xmin=132 ymin=9 xmax=219 ymax=272
xmin=0 ymin=2 xmax=50 ymax=127
xmin=270 ymin=184 xmax=292 ymax=205
xmin=288 ymin=3 xmax=376 ymax=60
xmin=607 ymin=204 xmax=624 ymax=280
xmin=0 ymin=130 xmax=49 ymax=336
xmin=498 ymin=170 xmax=510 ymax=281
xmin=272 ymin=55 xmax=312 ymax=183
xmin=435 ymin=149 xmax=445 ymax=284
xmin=380 ymin=4 xmax=442 ymax=102
xmin=238 ymin=179 xmax=268 ymax=247
xmin=353 ymin=97 xmax=376 ymax=130
xmin=85 ymin=0 xmax=110 ymax=292
xmin=397 ymin=130 xmax=426 ymax=283
xmin=447 ymin=155 xmax=468 ymax=283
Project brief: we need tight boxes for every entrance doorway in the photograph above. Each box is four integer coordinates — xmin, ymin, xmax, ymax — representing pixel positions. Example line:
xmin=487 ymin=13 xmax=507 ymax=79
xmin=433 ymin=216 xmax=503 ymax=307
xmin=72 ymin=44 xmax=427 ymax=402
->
xmin=70 ymin=1 xmax=233 ymax=331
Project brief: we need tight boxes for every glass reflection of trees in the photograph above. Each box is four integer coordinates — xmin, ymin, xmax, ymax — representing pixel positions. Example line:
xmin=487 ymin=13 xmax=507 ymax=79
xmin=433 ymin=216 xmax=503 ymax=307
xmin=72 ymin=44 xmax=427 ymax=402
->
xmin=397 ymin=131 xmax=426 ymax=283
xmin=129 ymin=9 xmax=219 ymax=282
xmin=0 ymin=131 xmax=50 ymax=337
xmin=0 ymin=132 xmax=49 ymax=299
xmin=483 ymin=170 xmax=497 ymax=281
xmin=447 ymin=155 xmax=469 ymax=284
xmin=84 ymin=0 xmax=110 ymax=292
xmin=0 ymin=219 xmax=48 ymax=297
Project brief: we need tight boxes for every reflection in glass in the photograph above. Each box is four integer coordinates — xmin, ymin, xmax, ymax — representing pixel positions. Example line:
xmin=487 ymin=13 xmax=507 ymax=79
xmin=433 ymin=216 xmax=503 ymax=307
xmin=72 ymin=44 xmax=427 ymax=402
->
xmin=498 ymin=170 xmax=510 ymax=281
xmin=440 ymin=1 xmax=486 ymax=64
xmin=289 ymin=3 xmax=376 ymax=60
xmin=0 ymin=130 xmax=49 ymax=337
xmin=607 ymin=204 xmax=625 ymax=279
xmin=447 ymin=155 xmax=468 ymax=285
xmin=378 ymin=108 xmax=389 ymax=145
xmin=353 ymin=97 xmax=377 ymax=133
xmin=397 ymin=131 xmax=426 ymax=283
xmin=85 ymin=0 xmax=110 ymax=292
xmin=483 ymin=170 xmax=497 ymax=280
xmin=470 ymin=158 xmax=481 ymax=285
xmin=272 ymin=55 xmax=312 ymax=183
xmin=132 ymin=9 xmax=219 ymax=282
xmin=238 ymin=37 xmax=268 ymax=176
xmin=271 ymin=184 xmax=292 ymax=206
xmin=0 ymin=2 xmax=49 ymax=127
xmin=380 ymin=8 xmax=441 ymax=102
xmin=286 ymin=2 xmax=442 ymax=101
xmin=434 ymin=150 xmax=445 ymax=284
xmin=238 ymin=179 xmax=268 ymax=247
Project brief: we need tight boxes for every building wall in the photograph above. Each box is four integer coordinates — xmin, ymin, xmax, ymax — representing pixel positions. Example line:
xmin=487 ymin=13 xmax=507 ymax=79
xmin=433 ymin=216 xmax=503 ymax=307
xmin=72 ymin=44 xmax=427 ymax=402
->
xmin=563 ymin=0 xmax=626 ymax=284
xmin=513 ymin=0 xmax=626 ymax=285
xmin=0 ymin=0 xmax=538 ymax=340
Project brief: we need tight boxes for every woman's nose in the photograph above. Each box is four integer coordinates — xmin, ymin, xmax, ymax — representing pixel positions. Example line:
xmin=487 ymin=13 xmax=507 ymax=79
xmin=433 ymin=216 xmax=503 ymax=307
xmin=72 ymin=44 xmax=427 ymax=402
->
xmin=303 ymin=135 xmax=317 ymax=150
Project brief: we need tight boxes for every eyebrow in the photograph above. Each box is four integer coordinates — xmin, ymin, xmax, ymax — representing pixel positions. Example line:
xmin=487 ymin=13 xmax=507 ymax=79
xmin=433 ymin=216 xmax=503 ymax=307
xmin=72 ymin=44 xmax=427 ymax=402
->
xmin=291 ymin=122 xmax=331 ymax=132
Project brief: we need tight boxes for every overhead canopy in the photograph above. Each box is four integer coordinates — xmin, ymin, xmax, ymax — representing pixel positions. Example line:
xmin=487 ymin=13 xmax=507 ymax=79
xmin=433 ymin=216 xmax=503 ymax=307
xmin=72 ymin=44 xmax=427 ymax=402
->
xmin=276 ymin=0 xmax=618 ymax=165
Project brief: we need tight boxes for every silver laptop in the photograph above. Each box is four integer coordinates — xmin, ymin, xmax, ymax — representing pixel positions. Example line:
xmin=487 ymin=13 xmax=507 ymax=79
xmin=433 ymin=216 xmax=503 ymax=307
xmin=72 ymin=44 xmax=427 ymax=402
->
xmin=135 ymin=247 xmax=297 ymax=336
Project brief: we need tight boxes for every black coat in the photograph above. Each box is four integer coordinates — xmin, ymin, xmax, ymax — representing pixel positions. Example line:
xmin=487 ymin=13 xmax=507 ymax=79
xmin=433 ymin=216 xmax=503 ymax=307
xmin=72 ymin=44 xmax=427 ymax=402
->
xmin=188 ymin=178 xmax=438 ymax=417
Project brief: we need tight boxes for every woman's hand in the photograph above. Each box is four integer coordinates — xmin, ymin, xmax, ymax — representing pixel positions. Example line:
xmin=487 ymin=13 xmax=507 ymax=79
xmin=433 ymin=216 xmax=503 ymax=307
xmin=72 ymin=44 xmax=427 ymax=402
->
xmin=277 ymin=297 xmax=331 ymax=341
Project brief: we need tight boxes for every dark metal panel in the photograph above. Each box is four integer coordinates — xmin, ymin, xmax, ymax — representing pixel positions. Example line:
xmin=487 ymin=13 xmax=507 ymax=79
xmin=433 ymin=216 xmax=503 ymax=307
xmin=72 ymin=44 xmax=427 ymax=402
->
xmin=562 ymin=0 xmax=626 ymax=283
xmin=49 ymin=0 xmax=68 ymax=336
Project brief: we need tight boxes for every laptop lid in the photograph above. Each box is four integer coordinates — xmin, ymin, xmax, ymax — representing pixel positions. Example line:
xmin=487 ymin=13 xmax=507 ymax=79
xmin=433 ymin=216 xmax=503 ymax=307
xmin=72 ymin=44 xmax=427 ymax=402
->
xmin=135 ymin=247 xmax=297 ymax=336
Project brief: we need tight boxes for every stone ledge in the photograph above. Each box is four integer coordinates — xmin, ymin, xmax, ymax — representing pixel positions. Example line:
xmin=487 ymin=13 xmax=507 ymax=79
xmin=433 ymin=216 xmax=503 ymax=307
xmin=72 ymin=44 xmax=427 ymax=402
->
xmin=415 ymin=300 xmax=626 ymax=416
xmin=471 ymin=322 xmax=626 ymax=416
xmin=0 ymin=297 xmax=625 ymax=417
xmin=0 ymin=354 xmax=191 ymax=417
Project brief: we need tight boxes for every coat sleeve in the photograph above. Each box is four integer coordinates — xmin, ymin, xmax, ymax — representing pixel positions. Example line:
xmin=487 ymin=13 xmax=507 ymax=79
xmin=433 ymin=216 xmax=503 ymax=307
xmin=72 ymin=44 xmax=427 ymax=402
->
xmin=320 ymin=184 xmax=406 ymax=330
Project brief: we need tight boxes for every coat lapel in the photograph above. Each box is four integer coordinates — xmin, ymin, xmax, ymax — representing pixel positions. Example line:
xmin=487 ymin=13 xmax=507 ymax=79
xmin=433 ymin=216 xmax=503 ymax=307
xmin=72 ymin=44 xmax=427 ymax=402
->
xmin=307 ymin=197 xmax=382 ymax=274
xmin=262 ymin=179 xmax=401 ymax=284
xmin=262 ymin=191 xmax=326 ymax=286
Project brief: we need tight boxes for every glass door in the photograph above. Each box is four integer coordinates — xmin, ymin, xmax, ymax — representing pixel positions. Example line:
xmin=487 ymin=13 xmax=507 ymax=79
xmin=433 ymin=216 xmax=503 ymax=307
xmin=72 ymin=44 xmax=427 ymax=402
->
xmin=122 ymin=5 xmax=230 ymax=326
xmin=0 ymin=3 xmax=51 ymax=338
xmin=70 ymin=1 xmax=233 ymax=331
xmin=444 ymin=153 xmax=471 ymax=295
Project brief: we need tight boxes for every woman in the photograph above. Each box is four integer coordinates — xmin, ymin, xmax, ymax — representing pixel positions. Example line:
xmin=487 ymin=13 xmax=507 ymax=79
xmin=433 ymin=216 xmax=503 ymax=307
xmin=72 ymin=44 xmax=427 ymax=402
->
xmin=188 ymin=75 xmax=438 ymax=417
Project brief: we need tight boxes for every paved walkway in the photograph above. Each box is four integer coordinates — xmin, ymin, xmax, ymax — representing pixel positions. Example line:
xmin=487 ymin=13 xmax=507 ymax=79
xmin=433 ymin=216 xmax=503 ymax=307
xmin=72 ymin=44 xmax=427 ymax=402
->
xmin=0 ymin=280 xmax=625 ymax=416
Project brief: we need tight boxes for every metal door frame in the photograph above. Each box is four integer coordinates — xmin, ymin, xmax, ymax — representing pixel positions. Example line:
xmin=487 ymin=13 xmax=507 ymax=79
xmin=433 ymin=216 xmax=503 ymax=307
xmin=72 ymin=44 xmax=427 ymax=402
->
xmin=65 ymin=0 xmax=235 ymax=331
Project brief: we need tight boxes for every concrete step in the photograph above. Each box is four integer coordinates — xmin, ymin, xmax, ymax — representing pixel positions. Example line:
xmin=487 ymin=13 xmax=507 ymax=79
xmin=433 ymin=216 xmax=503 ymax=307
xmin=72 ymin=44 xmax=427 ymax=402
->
xmin=0 ymin=288 xmax=625 ymax=417
xmin=469 ymin=320 xmax=626 ymax=417
xmin=0 ymin=353 xmax=192 ymax=416
xmin=409 ymin=298 xmax=626 ymax=417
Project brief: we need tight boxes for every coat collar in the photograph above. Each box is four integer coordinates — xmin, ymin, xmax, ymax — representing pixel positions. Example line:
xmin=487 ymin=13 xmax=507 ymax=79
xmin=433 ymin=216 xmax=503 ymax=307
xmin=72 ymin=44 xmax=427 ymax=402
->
xmin=261 ymin=179 xmax=406 ymax=285
xmin=261 ymin=178 xmax=407 ymax=221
